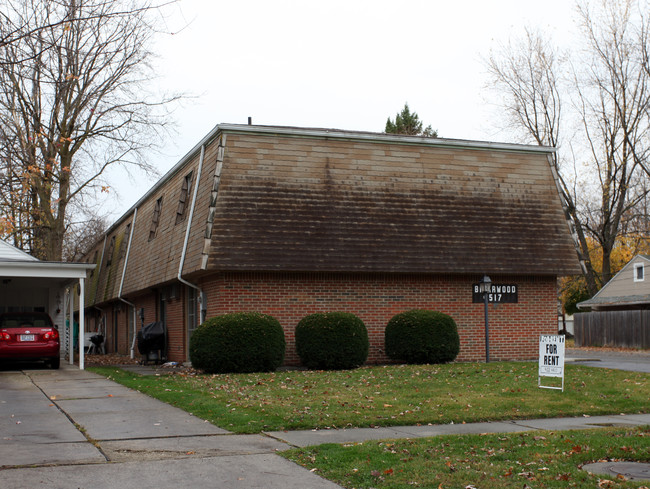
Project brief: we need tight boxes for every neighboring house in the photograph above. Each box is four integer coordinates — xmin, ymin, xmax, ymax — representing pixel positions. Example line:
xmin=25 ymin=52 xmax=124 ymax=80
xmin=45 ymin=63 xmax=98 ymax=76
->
xmin=576 ymin=255 xmax=650 ymax=349
xmin=578 ymin=255 xmax=650 ymax=310
xmin=80 ymin=124 xmax=580 ymax=365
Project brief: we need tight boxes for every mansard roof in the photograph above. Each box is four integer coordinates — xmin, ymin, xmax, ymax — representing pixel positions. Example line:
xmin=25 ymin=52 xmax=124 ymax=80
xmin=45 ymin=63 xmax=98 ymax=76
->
xmin=203 ymin=125 xmax=579 ymax=275
xmin=84 ymin=124 xmax=580 ymax=305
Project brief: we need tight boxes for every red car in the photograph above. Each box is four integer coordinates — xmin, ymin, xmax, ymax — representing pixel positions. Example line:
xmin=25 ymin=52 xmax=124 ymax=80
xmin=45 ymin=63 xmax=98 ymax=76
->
xmin=0 ymin=312 xmax=60 ymax=369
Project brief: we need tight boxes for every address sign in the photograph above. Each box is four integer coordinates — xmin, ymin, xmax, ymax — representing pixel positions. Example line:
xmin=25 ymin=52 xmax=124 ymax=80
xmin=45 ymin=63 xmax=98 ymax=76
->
xmin=472 ymin=284 xmax=518 ymax=303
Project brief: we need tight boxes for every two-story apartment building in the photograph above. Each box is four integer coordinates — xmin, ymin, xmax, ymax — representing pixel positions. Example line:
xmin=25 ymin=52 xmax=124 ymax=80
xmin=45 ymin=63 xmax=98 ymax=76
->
xmin=80 ymin=124 xmax=580 ymax=365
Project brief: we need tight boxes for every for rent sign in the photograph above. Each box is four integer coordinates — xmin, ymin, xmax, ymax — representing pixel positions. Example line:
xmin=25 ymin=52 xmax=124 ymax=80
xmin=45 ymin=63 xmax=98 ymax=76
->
xmin=538 ymin=335 xmax=565 ymax=391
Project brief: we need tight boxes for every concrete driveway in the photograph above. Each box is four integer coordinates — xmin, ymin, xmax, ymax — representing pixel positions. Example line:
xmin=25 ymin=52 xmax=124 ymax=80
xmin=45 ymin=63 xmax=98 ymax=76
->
xmin=0 ymin=364 xmax=342 ymax=489
xmin=567 ymin=347 xmax=650 ymax=373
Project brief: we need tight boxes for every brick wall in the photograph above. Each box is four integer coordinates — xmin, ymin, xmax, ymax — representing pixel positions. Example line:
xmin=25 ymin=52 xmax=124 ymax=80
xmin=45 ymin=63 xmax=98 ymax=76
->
xmin=111 ymin=290 xmax=188 ymax=362
xmin=165 ymin=290 xmax=186 ymax=362
xmin=197 ymin=272 xmax=557 ymax=365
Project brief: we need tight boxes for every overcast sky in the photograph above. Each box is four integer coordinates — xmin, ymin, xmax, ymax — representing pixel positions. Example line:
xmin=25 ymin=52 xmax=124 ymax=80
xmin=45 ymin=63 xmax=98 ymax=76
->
xmin=103 ymin=0 xmax=578 ymax=218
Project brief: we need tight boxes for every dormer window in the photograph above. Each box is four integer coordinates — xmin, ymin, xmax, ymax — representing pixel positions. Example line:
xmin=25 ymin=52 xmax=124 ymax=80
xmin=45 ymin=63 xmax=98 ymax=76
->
xmin=176 ymin=171 xmax=193 ymax=225
xmin=634 ymin=263 xmax=644 ymax=282
xmin=106 ymin=236 xmax=116 ymax=267
xmin=149 ymin=197 xmax=163 ymax=241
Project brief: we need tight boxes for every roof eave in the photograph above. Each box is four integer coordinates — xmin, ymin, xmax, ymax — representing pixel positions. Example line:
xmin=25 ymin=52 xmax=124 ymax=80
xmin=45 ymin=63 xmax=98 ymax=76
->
xmin=217 ymin=124 xmax=558 ymax=154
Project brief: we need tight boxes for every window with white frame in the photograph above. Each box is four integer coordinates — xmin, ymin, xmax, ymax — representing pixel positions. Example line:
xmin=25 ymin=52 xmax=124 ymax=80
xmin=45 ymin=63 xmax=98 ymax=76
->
xmin=634 ymin=262 xmax=644 ymax=282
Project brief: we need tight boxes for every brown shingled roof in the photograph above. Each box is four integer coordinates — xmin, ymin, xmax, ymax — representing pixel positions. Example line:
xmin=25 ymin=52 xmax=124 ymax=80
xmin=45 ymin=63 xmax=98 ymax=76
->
xmin=204 ymin=126 xmax=580 ymax=275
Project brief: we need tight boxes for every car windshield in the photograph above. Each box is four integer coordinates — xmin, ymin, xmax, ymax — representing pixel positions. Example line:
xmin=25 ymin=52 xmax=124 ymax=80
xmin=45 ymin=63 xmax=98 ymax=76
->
xmin=0 ymin=313 xmax=52 ymax=328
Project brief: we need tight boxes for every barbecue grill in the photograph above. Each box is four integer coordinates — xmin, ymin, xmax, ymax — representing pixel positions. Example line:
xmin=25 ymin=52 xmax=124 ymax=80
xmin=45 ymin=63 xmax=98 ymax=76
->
xmin=136 ymin=321 xmax=166 ymax=364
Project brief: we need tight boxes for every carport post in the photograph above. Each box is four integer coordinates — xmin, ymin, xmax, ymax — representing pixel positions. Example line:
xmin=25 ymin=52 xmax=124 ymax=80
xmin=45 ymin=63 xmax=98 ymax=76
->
xmin=64 ymin=288 xmax=72 ymax=365
xmin=79 ymin=277 xmax=85 ymax=370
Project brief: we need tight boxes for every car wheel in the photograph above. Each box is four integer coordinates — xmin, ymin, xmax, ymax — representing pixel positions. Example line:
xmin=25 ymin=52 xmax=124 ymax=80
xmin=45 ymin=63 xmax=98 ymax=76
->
xmin=49 ymin=357 xmax=60 ymax=369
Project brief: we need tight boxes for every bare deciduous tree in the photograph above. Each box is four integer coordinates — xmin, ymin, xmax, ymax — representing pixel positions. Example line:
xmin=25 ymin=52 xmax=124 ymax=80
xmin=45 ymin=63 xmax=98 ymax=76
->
xmin=575 ymin=0 xmax=650 ymax=284
xmin=0 ymin=0 xmax=178 ymax=260
xmin=62 ymin=212 xmax=106 ymax=262
xmin=486 ymin=0 xmax=650 ymax=292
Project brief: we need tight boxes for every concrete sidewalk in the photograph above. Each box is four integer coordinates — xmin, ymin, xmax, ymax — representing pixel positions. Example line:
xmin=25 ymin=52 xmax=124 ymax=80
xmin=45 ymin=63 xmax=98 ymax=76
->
xmin=1 ymin=364 xmax=648 ymax=489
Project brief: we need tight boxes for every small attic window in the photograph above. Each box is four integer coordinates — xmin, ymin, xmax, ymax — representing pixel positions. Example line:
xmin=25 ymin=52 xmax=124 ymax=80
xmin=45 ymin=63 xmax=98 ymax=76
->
xmin=634 ymin=263 xmax=644 ymax=282
xmin=149 ymin=197 xmax=163 ymax=241
xmin=105 ymin=236 xmax=116 ymax=267
xmin=176 ymin=171 xmax=193 ymax=225
xmin=120 ymin=223 xmax=131 ymax=259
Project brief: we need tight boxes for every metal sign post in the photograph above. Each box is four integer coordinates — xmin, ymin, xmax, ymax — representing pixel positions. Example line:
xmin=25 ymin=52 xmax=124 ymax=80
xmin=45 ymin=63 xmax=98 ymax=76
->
xmin=538 ymin=334 xmax=565 ymax=391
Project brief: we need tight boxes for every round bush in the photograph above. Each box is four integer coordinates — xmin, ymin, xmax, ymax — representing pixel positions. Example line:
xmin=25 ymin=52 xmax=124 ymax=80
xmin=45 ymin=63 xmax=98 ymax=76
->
xmin=189 ymin=312 xmax=285 ymax=373
xmin=295 ymin=312 xmax=369 ymax=370
xmin=385 ymin=310 xmax=460 ymax=364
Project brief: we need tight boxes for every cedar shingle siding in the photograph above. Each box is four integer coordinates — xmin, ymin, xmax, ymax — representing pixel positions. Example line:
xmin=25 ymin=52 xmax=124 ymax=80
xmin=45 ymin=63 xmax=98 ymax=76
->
xmin=80 ymin=124 xmax=580 ymax=364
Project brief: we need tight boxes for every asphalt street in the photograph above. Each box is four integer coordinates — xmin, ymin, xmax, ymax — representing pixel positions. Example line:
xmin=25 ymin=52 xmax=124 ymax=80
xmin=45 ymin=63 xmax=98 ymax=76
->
xmin=566 ymin=347 xmax=650 ymax=373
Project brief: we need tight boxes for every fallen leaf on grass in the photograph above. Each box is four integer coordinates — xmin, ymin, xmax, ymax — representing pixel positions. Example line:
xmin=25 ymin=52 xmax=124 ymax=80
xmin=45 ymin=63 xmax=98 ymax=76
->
xmin=570 ymin=445 xmax=583 ymax=454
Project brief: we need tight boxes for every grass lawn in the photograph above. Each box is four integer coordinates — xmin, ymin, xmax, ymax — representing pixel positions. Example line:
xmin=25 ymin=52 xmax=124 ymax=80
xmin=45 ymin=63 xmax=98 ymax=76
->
xmin=282 ymin=426 xmax=650 ymax=488
xmin=91 ymin=362 xmax=649 ymax=434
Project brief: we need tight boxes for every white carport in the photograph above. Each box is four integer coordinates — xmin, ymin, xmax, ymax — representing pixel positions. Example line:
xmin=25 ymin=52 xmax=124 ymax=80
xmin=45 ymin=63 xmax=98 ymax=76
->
xmin=0 ymin=240 xmax=95 ymax=369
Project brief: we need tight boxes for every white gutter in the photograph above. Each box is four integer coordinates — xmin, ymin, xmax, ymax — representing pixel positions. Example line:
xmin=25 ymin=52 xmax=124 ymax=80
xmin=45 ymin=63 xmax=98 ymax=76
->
xmin=117 ymin=208 xmax=138 ymax=358
xmin=0 ymin=261 xmax=94 ymax=277
xmin=178 ymin=145 xmax=207 ymax=324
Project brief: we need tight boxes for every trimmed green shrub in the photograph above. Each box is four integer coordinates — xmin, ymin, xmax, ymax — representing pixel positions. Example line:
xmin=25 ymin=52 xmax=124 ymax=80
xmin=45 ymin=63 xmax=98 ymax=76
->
xmin=295 ymin=312 xmax=369 ymax=370
xmin=189 ymin=312 xmax=285 ymax=373
xmin=385 ymin=309 xmax=460 ymax=364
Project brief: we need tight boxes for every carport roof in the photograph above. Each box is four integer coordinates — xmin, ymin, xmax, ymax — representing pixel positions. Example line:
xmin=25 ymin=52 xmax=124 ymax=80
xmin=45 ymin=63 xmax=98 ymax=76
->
xmin=0 ymin=260 xmax=93 ymax=279
xmin=0 ymin=240 xmax=94 ymax=281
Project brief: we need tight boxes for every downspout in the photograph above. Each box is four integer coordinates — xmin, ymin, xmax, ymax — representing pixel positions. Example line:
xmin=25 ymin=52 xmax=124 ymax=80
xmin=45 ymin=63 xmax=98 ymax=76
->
xmin=117 ymin=208 xmax=138 ymax=358
xmin=93 ymin=306 xmax=105 ymax=338
xmin=178 ymin=144 xmax=207 ymax=324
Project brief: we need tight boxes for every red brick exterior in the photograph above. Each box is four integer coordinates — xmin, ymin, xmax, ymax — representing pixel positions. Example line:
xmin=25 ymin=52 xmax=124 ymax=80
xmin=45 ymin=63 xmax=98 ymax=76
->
xmin=95 ymin=272 xmax=557 ymax=366
xmin=166 ymin=292 xmax=186 ymax=361
xmin=196 ymin=272 xmax=557 ymax=365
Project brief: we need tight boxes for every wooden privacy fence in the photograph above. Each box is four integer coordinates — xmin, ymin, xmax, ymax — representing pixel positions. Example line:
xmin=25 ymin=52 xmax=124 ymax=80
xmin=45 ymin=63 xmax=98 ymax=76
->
xmin=574 ymin=310 xmax=650 ymax=349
